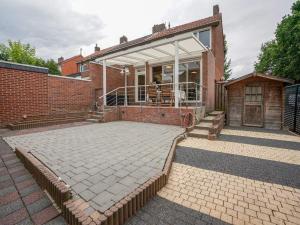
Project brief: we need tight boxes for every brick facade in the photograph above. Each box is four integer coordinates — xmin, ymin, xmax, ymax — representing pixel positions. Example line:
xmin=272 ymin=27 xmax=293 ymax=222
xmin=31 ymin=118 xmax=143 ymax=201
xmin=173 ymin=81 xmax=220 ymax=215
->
xmin=58 ymin=55 xmax=83 ymax=76
xmin=119 ymin=106 xmax=197 ymax=126
xmin=0 ymin=62 xmax=92 ymax=127
xmin=48 ymin=76 xmax=92 ymax=114
xmin=0 ymin=66 xmax=49 ymax=126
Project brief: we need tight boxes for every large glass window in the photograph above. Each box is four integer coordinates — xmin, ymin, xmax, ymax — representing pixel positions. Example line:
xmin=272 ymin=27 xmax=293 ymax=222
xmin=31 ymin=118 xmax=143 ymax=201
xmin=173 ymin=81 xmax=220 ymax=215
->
xmin=194 ymin=29 xmax=211 ymax=48
xmin=162 ymin=64 xmax=173 ymax=83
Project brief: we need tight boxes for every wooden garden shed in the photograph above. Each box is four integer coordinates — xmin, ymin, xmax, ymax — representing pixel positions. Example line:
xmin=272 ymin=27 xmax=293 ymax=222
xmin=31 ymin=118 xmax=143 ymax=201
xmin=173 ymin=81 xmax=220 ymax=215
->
xmin=225 ymin=73 xmax=293 ymax=129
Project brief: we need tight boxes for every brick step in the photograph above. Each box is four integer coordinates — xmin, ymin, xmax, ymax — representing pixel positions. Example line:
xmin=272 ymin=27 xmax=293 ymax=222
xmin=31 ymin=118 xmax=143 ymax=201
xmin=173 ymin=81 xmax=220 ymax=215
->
xmin=202 ymin=116 xmax=216 ymax=122
xmin=86 ymin=118 xmax=102 ymax=123
xmin=188 ymin=129 xmax=209 ymax=138
xmin=11 ymin=116 xmax=85 ymax=125
xmin=209 ymin=111 xmax=224 ymax=116
xmin=90 ymin=114 xmax=103 ymax=119
xmin=194 ymin=122 xmax=213 ymax=130
xmin=8 ymin=117 xmax=85 ymax=130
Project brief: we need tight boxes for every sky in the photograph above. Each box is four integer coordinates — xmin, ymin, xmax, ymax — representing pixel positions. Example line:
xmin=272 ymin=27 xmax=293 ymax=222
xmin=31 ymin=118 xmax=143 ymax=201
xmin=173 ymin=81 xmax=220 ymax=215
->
xmin=0 ymin=0 xmax=295 ymax=78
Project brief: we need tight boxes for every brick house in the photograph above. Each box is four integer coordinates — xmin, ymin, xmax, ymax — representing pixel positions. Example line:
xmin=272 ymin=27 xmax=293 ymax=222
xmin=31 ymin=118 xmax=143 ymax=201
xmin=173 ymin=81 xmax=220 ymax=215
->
xmin=68 ymin=5 xmax=224 ymax=117
xmin=58 ymin=54 xmax=83 ymax=77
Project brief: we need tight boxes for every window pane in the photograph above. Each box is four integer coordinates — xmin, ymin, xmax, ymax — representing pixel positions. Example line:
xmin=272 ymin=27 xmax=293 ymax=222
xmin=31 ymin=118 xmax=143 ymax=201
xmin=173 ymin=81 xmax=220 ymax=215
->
xmin=152 ymin=66 xmax=162 ymax=84
xmin=188 ymin=61 xmax=200 ymax=84
xmin=162 ymin=64 xmax=173 ymax=83
xmin=198 ymin=30 xmax=210 ymax=48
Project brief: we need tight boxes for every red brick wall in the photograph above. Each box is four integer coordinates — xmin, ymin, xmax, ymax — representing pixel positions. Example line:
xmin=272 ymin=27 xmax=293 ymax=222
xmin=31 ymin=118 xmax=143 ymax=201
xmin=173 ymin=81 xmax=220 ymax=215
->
xmin=60 ymin=55 xmax=83 ymax=76
xmin=0 ymin=68 xmax=49 ymax=126
xmin=211 ymin=15 xmax=224 ymax=81
xmin=48 ymin=76 xmax=93 ymax=114
xmin=0 ymin=65 xmax=93 ymax=126
xmin=119 ymin=106 xmax=195 ymax=126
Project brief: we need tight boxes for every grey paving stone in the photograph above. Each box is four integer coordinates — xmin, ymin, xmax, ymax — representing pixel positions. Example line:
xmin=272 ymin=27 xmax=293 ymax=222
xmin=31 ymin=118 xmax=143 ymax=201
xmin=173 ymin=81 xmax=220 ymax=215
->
xmin=93 ymin=191 xmax=115 ymax=205
xmin=119 ymin=176 xmax=137 ymax=187
xmin=26 ymin=197 xmax=52 ymax=215
xmin=0 ymin=174 xmax=10 ymax=182
xmin=4 ymin=122 xmax=183 ymax=213
xmin=72 ymin=183 xmax=88 ymax=193
xmin=100 ymin=168 xmax=115 ymax=177
xmin=0 ymin=199 xmax=23 ymax=217
xmin=108 ymin=183 xmax=127 ymax=195
xmin=89 ymin=182 xmax=110 ymax=194
xmin=0 ymin=185 xmax=17 ymax=197
xmin=15 ymin=217 xmax=34 ymax=225
xmin=80 ymin=189 xmax=96 ymax=201
xmin=72 ymin=173 xmax=89 ymax=182
xmin=19 ymin=184 xmax=40 ymax=197
xmin=44 ymin=216 xmax=67 ymax=225
xmin=87 ymin=174 xmax=105 ymax=184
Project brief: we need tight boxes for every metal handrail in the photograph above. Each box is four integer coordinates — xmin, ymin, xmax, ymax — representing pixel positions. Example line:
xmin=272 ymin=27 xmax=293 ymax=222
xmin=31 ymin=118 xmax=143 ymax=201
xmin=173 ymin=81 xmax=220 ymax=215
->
xmin=96 ymin=82 xmax=205 ymax=111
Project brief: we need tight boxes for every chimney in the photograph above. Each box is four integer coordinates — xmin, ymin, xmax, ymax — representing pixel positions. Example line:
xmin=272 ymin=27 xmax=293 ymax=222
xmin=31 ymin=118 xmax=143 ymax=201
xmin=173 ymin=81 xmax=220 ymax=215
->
xmin=120 ymin=35 xmax=128 ymax=44
xmin=213 ymin=5 xmax=219 ymax=15
xmin=94 ymin=44 xmax=100 ymax=52
xmin=152 ymin=23 xmax=166 ymax=33
xmin=58 ymin=56 xmax=64 ymax=64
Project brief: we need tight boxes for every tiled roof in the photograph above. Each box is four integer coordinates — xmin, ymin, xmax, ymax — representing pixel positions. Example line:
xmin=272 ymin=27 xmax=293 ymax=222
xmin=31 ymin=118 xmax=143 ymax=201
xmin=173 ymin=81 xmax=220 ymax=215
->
xmin=80 ymin=14 xmax=222 ymax=63
xmin=60 ymin=55 xmax=83 ymax=64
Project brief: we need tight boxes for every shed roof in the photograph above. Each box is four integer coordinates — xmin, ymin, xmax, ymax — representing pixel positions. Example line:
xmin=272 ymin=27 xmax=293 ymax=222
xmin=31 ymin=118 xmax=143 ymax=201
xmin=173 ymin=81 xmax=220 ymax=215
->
xmin=225 ymin=72 xmax=294 ymax=86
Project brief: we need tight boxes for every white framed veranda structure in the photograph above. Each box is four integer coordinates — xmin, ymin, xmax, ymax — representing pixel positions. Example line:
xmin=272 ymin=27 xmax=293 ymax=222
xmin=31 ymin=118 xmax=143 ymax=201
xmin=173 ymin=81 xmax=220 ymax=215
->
xmin=93 ymin=32 xmax=208 ymax=108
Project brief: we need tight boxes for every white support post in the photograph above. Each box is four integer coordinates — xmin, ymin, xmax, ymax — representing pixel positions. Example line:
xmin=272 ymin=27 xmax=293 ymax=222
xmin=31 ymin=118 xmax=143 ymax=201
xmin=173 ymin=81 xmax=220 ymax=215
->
xmin=200 ymin=55 xmax=203 ymax=104
xmin=125 ymin=68 xmax=128 ymax=106
xmin=103 ymin=60 xmax=107 ymax=106
xmin=174 ymin=41 xmax=179 ymax=108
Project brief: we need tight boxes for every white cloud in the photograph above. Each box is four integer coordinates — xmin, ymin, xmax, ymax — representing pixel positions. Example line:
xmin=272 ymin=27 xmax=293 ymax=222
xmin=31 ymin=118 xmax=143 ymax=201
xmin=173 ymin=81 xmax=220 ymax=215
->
xmin=0 ymin=0 xmax=104 ymax=59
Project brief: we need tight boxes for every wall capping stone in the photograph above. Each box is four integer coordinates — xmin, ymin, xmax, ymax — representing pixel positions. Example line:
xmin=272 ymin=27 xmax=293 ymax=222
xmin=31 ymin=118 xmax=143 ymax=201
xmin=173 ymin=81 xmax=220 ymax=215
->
xmin=0 ymin=60 xmax=48 ymax=73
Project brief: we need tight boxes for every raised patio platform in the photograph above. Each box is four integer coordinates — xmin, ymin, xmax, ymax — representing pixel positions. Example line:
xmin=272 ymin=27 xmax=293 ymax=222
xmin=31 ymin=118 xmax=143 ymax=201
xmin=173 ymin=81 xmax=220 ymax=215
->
xmin=4 ymin=122 xmax=184 ymax=215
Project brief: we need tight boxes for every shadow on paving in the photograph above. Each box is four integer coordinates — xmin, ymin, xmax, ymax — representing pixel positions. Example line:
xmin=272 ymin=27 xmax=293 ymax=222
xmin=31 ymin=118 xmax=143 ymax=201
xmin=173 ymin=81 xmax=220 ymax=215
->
xmin=125 ymin=196 xmax=230 ymax=225
xmin=224 ymin=126 xmax=293 ymax=135
xmin=218 ymin=134 xmax=300 ymax=151
xmin=176 ymin=146 xmax=300 ymax=189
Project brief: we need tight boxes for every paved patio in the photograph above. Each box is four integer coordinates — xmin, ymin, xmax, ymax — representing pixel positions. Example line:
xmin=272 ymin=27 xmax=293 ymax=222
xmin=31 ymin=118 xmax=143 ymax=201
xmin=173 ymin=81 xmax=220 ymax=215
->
xmin=4 ymin=121 xmax=184 ymax=213
xmin=0 ymin=138 xmax=66 ymax=225
xmin=126 ymin=127 xmax=300 ymax=225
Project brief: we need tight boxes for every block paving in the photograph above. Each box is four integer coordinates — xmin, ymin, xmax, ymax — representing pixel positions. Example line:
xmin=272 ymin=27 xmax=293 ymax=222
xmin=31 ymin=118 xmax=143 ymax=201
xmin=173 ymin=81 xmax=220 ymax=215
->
xmin=0 ymin=137 xmax=66 ymax=225
xmin=126 ymin=127 xmax=300 ymax=225
xmin=4 ymin=121 xmax=184 ymax=213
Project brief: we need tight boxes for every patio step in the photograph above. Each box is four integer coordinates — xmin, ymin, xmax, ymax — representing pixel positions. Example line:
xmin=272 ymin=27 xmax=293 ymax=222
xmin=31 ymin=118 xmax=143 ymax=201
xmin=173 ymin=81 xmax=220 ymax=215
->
xmin=188 ymin=129 xmax=209 ymax=138
xmin=86 ymin=118 xmax=101 ymax=123
xmin=202 ymin=116 xmax=216 ymax=122
xmin=209 ymin=111 xmax=224 ymax=116
xmin=194 ymin=122 xmax=213 ymax=130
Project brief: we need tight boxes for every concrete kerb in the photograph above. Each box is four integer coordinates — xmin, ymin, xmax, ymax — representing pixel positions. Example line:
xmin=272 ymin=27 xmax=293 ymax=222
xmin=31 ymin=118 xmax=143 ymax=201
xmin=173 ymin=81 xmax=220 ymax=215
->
xmin=13 ymin=131 xmax=187 ymax=225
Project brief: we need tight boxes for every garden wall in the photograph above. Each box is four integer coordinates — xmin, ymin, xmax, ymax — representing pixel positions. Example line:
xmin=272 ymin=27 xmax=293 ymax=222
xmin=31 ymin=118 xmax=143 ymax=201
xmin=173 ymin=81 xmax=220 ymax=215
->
xmin=0 ymin=61 xmax=92 ymax=127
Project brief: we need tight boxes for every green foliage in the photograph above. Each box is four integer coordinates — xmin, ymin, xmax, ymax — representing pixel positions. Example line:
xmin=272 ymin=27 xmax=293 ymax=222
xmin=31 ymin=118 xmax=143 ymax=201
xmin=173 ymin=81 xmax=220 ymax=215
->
xmin=0 ymin=40 xmax=60 ymax=75
xmin=0 ymin=44 xmax=9 ymax=61
xmin=255 ymin=0 xmax=300 ymax=81
xmin=224 ymin=35 xmax=232 ymax=80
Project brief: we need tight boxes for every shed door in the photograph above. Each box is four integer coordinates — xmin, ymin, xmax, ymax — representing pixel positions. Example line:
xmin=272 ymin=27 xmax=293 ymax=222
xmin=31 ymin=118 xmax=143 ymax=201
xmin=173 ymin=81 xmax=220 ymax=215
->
xmin=243 ymin=86 xmax=263 ymax=127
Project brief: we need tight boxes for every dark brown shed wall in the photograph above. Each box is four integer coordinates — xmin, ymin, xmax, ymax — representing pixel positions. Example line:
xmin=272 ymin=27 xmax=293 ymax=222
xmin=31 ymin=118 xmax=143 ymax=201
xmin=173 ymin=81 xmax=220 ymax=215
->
xmin=227 ymin=76 xmax=284 ymax=129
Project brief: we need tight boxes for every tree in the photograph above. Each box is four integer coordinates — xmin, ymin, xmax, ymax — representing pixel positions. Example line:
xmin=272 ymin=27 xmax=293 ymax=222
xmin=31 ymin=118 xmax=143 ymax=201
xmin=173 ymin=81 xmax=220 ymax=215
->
xmin=224 ymin=35 xmax=232 ymax=80
xmin=255 ymin=0 xmax=300 ymax=81
xmin=0 ymin=40 xmax=60 ymax=75
xmin=0 ymin=44 xmax=9 ymax=61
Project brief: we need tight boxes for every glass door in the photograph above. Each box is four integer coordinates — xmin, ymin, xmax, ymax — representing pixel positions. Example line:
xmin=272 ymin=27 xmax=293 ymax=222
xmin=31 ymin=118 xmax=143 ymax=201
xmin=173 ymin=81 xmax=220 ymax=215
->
xmin=135 ymin=68 xmax=146 ymax=102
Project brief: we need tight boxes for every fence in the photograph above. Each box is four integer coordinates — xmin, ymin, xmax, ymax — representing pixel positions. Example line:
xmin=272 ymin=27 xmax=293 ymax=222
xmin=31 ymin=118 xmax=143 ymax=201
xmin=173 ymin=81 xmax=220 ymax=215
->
xmin=215 ymin=81 xmax=227 ymax=111
xmin=284 ymin=84 xmax=300 ymax=134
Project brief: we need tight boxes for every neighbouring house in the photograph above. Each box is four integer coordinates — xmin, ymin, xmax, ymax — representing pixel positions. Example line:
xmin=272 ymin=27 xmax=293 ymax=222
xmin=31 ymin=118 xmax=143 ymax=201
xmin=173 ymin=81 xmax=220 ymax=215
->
xmin=73 ymin=4 xmax=224 ymax=113
xmin=225 ymin=72 xmax=294 ymax=129
xmin=58 ymin=54 xmax=83 ymax=77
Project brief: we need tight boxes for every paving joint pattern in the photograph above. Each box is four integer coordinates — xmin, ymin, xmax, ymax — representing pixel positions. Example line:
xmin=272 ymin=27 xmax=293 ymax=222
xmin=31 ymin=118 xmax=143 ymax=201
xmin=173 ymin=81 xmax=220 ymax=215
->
xmin=0 ymin=137 xmax=66 ymax=225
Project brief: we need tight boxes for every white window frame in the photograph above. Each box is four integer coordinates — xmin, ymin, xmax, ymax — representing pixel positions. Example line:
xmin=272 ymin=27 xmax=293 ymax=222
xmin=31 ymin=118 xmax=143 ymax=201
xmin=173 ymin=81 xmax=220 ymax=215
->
xmin=193 ymin=27 xmax=212 ymax=49
xmin=135 ymin=66 xmax=146 ymax=102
